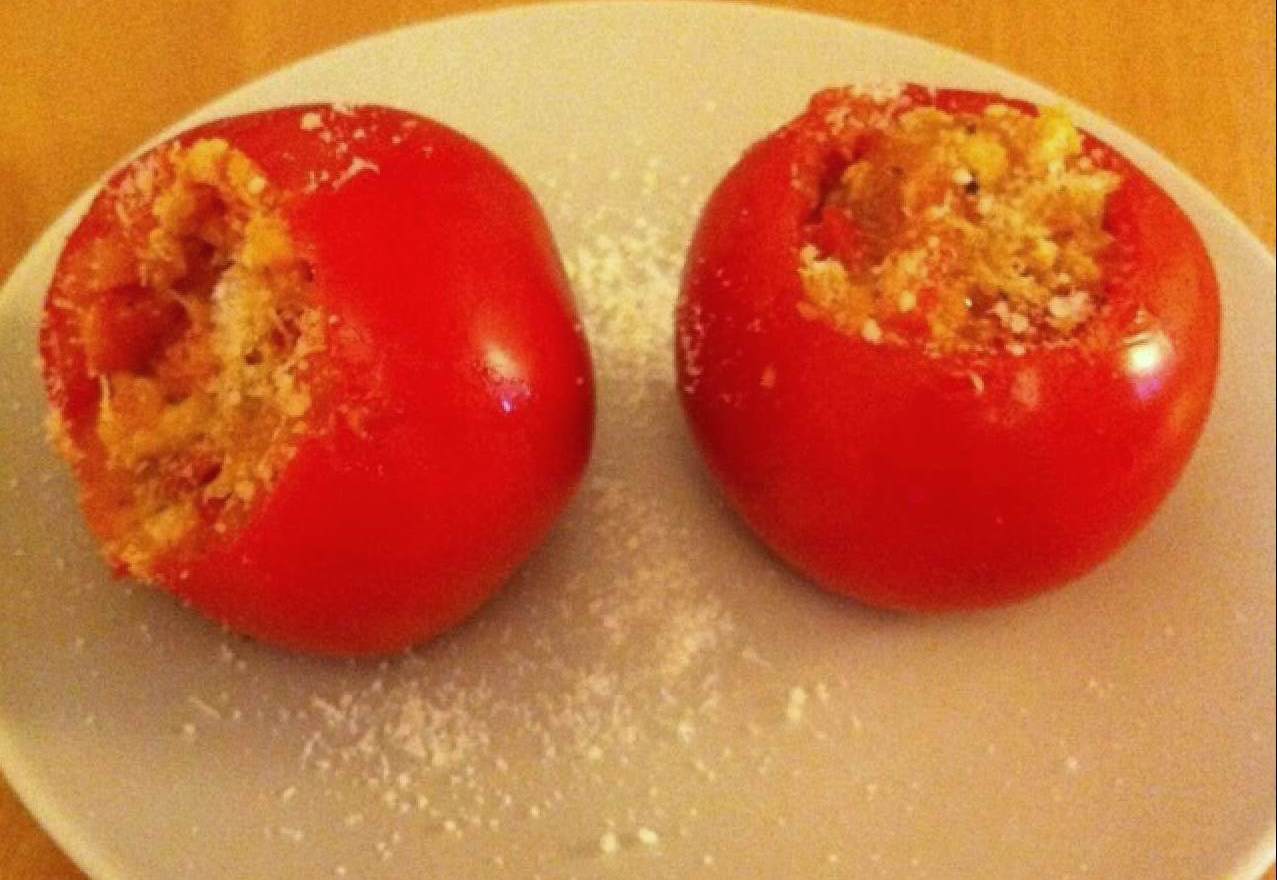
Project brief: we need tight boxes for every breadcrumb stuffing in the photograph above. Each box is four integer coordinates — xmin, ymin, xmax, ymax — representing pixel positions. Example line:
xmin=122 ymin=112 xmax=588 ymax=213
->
xmin=798 ymin=103 xmax=1118 ymax=355
xmin=54 ymin=138 xmax=325 ymax=576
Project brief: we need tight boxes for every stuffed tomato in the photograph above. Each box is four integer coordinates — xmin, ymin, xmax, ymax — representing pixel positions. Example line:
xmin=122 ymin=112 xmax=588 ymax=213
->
xmin=676 ymin=84 xmax=1219 ymax=610
xmin=40 ymin=104 xmax=594 ymax=654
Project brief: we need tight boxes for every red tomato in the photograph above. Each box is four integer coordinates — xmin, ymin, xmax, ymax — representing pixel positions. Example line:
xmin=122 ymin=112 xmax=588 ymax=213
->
xmin=676 ymin=85 xmax=1220 ymax=610
xmin=41 ymin=105 xmax=594 ymax=654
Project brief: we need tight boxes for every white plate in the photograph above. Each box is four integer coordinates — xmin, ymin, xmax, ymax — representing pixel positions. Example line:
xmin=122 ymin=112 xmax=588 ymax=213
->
xmin=2 ymin=4 xmax=1273 ymax=878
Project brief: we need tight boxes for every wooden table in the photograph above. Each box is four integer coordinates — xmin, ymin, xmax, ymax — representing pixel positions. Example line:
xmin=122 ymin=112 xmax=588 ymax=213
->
xmin=1 ymin=2 xmax=1272 ymax=877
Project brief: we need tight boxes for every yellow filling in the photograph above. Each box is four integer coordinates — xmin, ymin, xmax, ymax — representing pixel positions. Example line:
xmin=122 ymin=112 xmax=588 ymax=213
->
xmin=70 ymin=139 xmax=324 ymax=575
xmin=798 ymin=104 xmax=1120 ymax=354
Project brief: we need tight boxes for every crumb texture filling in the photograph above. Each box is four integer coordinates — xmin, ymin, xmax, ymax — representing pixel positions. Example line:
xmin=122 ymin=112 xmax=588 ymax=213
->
xmin=798 ymin=103 xmax=1120 ymax=355
xmin=58 ymin=138 xmax=325 ymax=576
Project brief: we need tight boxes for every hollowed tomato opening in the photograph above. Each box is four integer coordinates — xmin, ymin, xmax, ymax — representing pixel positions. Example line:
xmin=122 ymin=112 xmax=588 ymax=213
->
xmin=797 ymin=101 xmax=1119 ymax=356
xmin=47 ymin=139 xmax=325 ymax=578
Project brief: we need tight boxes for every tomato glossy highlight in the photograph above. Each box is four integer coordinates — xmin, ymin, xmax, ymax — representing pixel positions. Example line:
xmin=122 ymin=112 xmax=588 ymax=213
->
xmin=676 ymin=86 xmax=1219 ymax=610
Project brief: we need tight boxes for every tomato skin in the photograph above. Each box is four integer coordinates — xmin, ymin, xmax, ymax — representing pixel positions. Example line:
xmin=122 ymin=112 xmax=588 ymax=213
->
xmin=676 ymin=86 xmax=1220 ymax=610
xmin=41 ymin=105 xmax=595 ymax=655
